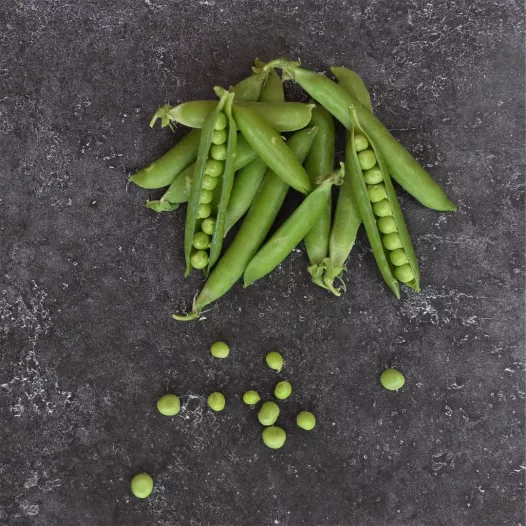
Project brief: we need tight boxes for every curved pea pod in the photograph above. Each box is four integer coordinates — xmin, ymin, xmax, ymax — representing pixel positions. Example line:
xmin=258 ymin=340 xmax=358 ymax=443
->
xmin=261 ymin=59 xmax=456 ymax=212
xmin=173 ymin=126 xmax=318 ymax=321
xmin=331 ymin=66 xmax=372 ymax=112
xmin=255 ymin=58 xmax=285 ymax=102
xmin=232 ymin=103 xmax=312 ymax=194
xmin=347 ymin=106 xmax=420 ymax=297
xmin=229 ymin=68 xmax=267 ymax=102
xmin=243 ymin=164 xmax=344 ymax=287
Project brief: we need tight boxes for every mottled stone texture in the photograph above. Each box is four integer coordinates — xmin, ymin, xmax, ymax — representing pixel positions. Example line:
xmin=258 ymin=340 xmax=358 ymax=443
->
xmin=0 ymin=1 xmax=524 ymax=525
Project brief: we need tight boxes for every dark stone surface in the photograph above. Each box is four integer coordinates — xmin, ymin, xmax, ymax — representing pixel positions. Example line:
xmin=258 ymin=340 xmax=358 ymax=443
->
xmin=0 ymin=1 xmax=524 ymax=525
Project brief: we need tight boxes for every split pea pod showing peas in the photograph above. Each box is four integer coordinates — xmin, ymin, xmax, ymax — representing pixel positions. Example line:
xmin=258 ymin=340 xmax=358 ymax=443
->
xmin=243 ymin=164 xmax=344 ymax=287
xmin=260 ymin=59 xmax=456 ymax=211
xmin=347 ymin=106 xmax=420 ymax=297
xmin=173 ymin=126 xmax=318 ymax=321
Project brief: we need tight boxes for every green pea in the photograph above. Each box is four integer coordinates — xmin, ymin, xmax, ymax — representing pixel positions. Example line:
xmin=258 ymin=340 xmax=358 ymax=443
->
xmin=363 ymin=166 xmax=383 ymax=184
xmin=372 ymin=199 xmax=393 ymax=217
xmin=394 ymin=263 xmax=414 ymax=283
xmin=382 ymin=232 xmax=403 ymax=251
xmin=202 ymin=175 xmax=218 ymax=191
xmin=377 ymin=216 xmax=397 ymax=234
xmin=210 ymin=341 xmax=229 ymax=358
xmin=380 ymin=368 xmax=405 ymax=391
xmin=205 ymin=159 xmax=224 ymax=177
xmin=296 ymin=411 xmax=316 ymax=430
xmin=390 ymin=248 xmax=409 ymax=266
xmin=130 ymin=473 xmax=153 ymax=499
xmin=367 ymin=184 xmax=387 ymax=203
xmin=262 ymin=426 xmax=286 ymax=449
xmin=207 ymin=392 xmax=226 ymax=411
xmin=199 ymin=189 xmax=214 ymax=204
xmin=211 ymin=128 xmax=227 ymax=145
xmin=265 ymin=351 xmax=283 ymax=372
xmin=357 ymin=149 xmax=377 ymax=171
xmin=192 ymin=231 xmax=210 ymax=250
xmin=354 ymin=134 xmax=369 ymax=152
xmin=243 ymin=390 xmax=261 ymax=405
xmin=274 ymin=381 xmax=292 ymax=400
xmin=201 ymin=217 xmax=216 ymax=235
xmin=190 ymin=250 xmax=209 ymax=270
xmin=214 ymin=112 xmax=227 ymax=130
xmin=156 ymin=394 xmax=181 ymax=416
xmin=210 ymin=144 xmax=227 ymax=161
xmin=258 ymin=401 xmax=280 ymax=426
xmin=197 ymin=203 xmax=211 ymax=219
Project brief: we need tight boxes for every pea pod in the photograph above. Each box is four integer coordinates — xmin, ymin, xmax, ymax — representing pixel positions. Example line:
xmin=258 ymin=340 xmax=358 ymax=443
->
xmin=347 ymin=106 xmax=420 ymax=297
xmin=173 ymin=126 xmax=318 ymax=320
xmin=331 ymin=66 xmax=372 ymax=112
xmin=260 ymin=59 xmax=456 ymax=211
xmin=229 ymin=68 xmax=267 ymax=102
xmin=255 ymin=58 xmax=285 ymax=102
xmin=243 ymin=164 xmax=344 ymax=287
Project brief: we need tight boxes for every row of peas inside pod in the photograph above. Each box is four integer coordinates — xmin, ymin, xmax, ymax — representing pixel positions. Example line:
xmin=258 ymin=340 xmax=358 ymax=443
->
xmin=129 ymin=58 xmax=457 ymax=320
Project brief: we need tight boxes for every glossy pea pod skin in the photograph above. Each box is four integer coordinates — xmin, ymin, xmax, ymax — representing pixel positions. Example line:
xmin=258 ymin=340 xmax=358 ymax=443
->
xmin=173 ymin=127 xmax=318 ymax=321
xmin=261 ymin=59 xmax=456 ymax=212
xmin=347 ymin=107 xmax=420 ymax=297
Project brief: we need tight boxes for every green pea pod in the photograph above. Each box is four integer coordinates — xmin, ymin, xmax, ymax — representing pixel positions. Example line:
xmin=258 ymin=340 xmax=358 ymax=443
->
xmin=348 ymin=106 xmax=420 ymax=297
xmin=129 ymin=129 xmax=201 ymax=189
xmin=229 ymin=68 xmax=267 ymax=102
xmin=168 ymin=100 xmax=314 ymax=133
xmin=255 ymin=58 xmax=285 ymax=102
xmin=331 ymin=66 xmax=373 ymax=112
xmin=303 ymin=104 xmax=335 ymax=268
xmin=232 ymin=103 xmax=312 ymax=194
xmin=173 ymin=126 xmax=318 ymax=321
xmin=261 ymin=59 xmax=456 ymax=212
xmin=146 ymin=135 xmax=256 ymax=211
xmin=243 ymin=164 xmax=344 ymax=287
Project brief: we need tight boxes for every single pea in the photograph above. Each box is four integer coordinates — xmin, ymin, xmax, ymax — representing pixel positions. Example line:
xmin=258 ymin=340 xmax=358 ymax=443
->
xmin=214 ymin=112 xmax=227 ymax=131
xmin=210 ymin=341 xmax=229 ymax=358
xmin=296 ymin=411 xmax=316 ymax=431
xmin=199 ymin=189 xmax=214 ymax=204
xmin=243 ymin=390 xmax=261 ymax=405
xmin=354 ymin=134 xmax=369 ymax=152
xmin=372 ymin=199 xmax=393 ymax=217
xmin=201 ymin=217 xmax=216 ymax=236
xmin=274 ymin=381 xmax=292 ymax=400
xmin=197 ymin=203 xmax=211 ymax=219
xmin=390 ymin=248 xmax=409 ymax=266
xmin=265 ymin=351 xmax=283 ymax=372
xmin=394 ymin=264 xmax=415 ymax=283
xmin=130 ymin=473 xmax=153 ymax=499
xmin=156 ymin=394 xmax=181 ymax=416
xmin=377 ymin=216 xmax=398 ymax=234
xmin=193 ymin=231 xmax=210 ymax=250
xmin=380 ymin=368 xmax=405 ymax=391
xmin=202 ymin=175 xmax=218 ymax=191
xmin=190 ymin=250 xmax=209 ymax=270
xmin=208 ymin=392 xmax=226 ymax=411
xmin=357 ymin=149 xmax=377 ymax=171
xmin=363 ymin=166 xmax=383 ymax=184
xmin=211 ymin=128 xmax=227 ymax=145
xmin=205 ymin=159 xmax=224 ymax=177
xmin=210 ymin=143 xmax=227 ymax=161
xmin=382 ymin=232 xmax=403 ymax=251
xmin=262 ymin=426 xmax=286 ymax=449
xmin=367 ymin=184 xmax=388 ymax=203
xmin=258 ymin=401 xmax=280 ymax=426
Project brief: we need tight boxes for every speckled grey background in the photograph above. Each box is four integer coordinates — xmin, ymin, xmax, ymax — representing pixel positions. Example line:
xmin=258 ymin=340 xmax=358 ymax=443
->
xmin=0 ymin=1 xmax=524 ymax=525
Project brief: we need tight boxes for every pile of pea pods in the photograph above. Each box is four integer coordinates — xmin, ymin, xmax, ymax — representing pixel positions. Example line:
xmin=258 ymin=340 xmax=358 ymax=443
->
xmin=130 ymin=58 xmax=456 ymax=320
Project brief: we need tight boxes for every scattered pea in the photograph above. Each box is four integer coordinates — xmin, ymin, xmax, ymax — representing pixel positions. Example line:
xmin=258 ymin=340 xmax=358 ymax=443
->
xmin=258 ymin=401 xmax=280 ymax=426
xmin=265 ymin=351 xmax=283 ymax=372
xmin=190 ymin=250 xmax=209 ymax=269
xmin=201 ymin=217 xmax=216 ymax=235
xmin=394 ymin=263 xmax=415 ymax=283
xmin=262 ymin=426 xmax=286 ymax=449
xmin=296 ymin=411 xmax=316 ymax=430
xmin=156 ymin=394 xmax=181 ymax=416
xmin=202 ymin=175 xmax=218 ymax=191
xmin=199 ymin=189 xmax=214 ymax=204
xmin=367 ymin=184 xmax=388 ymax=203
xmin=210 ymin=143 xmax=227 ymax=161
xmin=130 ymin=473 xmax=153 ymax=499
xmin=274 ymin=380 xmax=292 ymax=400
xmin=382 ymin=232 xmax=403 ymax=251
xmin=372 ymin=199 xmax=393 ymax=217
xmin=363 ymin=166 xmax=383 ymax=184
xmin=377 ymin=216 xmax=398 ymax=234
xmin=197 ymin=203 xmax=211 ymax=219
xmin=354 ymin=134 xmax=369 ymax=152
xmin=214 ymin=112 xmax=227 ymax=130
xmin=380 ymin=368 xmax=405 ymax=391
xmin=210 ymin=341 xmax=229 ymax=358
xmin=211 ymin=128 xmax=227 ymax=145
xmin=208 ymin=392 xmax=226 ymax=411
xmin=357 ymin=149 xmax=377 ymax=171
xmin=243 ymin=390 xmax=261 ymax=405
xmin=205 ymin=159 xmax=223 ymax=177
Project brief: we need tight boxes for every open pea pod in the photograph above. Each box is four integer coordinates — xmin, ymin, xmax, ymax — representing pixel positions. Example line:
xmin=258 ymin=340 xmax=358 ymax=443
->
xmin=347 ymin=106 xmax=420 ymax=297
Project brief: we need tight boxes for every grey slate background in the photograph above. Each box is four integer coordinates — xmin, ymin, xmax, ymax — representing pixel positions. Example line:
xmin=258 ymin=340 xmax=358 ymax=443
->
xmin=0 ymin=1 xmax=524 ymax=525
